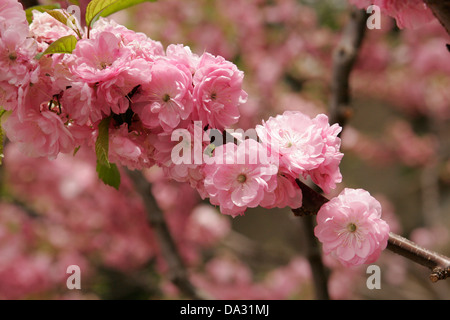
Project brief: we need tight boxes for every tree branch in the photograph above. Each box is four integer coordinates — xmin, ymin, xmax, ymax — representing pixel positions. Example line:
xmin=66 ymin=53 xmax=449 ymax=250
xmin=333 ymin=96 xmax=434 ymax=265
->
xmin=328 ymin=7 xmax=368 ymax=129
xmin=291 ymin=179 xmax=450 ymax=282
xmin=424 ymin=0 xmax=450 ymax=36
xmin=125 ymin=168 xmax=209 ymax=299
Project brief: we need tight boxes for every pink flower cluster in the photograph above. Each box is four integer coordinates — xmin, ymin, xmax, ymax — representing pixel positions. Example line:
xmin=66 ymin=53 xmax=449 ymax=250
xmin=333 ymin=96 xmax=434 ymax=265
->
xmin=349 ymin=0 xmax=435 ymax=29
xmin=201 ymin=110 xmax=343 ymax=217
xmin=0 ymin=1 xmax=344 ymax=218
xmin=314 ymin=188 xmax=390 ymax=267
xmin=0 ymin=1 xmax=247 ymax=167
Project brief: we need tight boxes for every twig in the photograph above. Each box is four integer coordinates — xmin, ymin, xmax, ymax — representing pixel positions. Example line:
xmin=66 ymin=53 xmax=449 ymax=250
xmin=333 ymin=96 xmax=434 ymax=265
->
xmin=125 ymin=168 xmax=209 ymax=299
xmin=424 ymin=0 xmax=450 ymax=36
xmin=328 ymin=7 xmax=368 ymax=129
xmin=299 ymin=214 xmax=330 ymax=300
xmin=387 ymin=233 xmax=450 ymax=283
xmin=291 ymin=179 xmax=450 ymax=282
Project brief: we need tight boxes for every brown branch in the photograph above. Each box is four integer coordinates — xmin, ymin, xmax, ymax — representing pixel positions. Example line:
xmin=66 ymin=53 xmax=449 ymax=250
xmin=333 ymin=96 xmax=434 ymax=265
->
xmin=19 ymin=0 xmax=39 ymax=9
xmin=125 ymin=168 xmax=209 ymax=299
xmin=300 ymin=214 xmax=330 ymax=300
xmin=424 ymin=0 xmax=450 ymax=36
xmin=291 ymin=179 xmax=450 ymax=282
xmin=328 ymin=7 xmax=368 ymax=129
xmin=387 ymin=233 xmax=450 ymax=283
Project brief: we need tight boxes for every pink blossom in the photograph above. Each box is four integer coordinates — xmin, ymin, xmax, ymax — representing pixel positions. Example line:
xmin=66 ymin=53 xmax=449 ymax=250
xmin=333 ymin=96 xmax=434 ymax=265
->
xmin=3 ymin=110 xmax=75 ymax=160
xmin=307 ymin=114 xmax=343 ymax=193
xmin=193 ymin=52 xmax=247 ymax=130
xmin=203 ymin=139 xmax=278 ymax=217
xmin=0 ymin=28 xmax=39 ymax=87
xmin=108 ymin=124 xmax=155 ymax=170
xmin=69 ymin=31 xmax=132 ymax=84
xmin=0 ymin=0 xmax=29 ymax=36
xmin=0 ymin=0 xmax=38 ymax=88
xmin=166 ymin=44 xmax=200 ymax=74
xmin=69 ymin=31 xmax=153 ymax=116
xmin=259 ymin=171 xmax=302 ymax=209
xmin=186 ymin=204 xmax=231 ymax=246
xmin=29 ymin=10 xmax=78 ymax=46
xmin=0 ymin=80 xmax=18 ymax=111
xmin=132 ymin=58 xmax=193 ymax=132
xmin=256 ymin=111 xmax=327 ymax=178
xmin=256 ymin=111 xmax=343 ymax=193
xmin=314 ymin=188 xmax=390 ymax=267
xmin=387 ymin=120 xmax=437 ymax=167
xmin=91 ymin=17 xmax=165 ymax=59
xmin=60 ymin=81 xmax=101 ymax=125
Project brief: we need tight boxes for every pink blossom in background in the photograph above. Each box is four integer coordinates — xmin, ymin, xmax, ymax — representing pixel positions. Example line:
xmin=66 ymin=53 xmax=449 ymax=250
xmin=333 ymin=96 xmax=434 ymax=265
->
xmin=349 ymin=0 xmax=434 ymax=29
xmin=186 ymin=204 xmax=231 ymax=246
xmin=203 ymin=139 xmax=278 ymax=217
xmin=314 ymin=188 xmax=390 ymax=267
xmin=387 ymin=120 xmax=437 ymax=167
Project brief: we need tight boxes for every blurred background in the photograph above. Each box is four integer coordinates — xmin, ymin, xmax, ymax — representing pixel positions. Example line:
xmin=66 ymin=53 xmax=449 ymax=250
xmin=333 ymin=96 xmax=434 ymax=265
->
xmin=1 ymin=0 xmax=449 ymax=299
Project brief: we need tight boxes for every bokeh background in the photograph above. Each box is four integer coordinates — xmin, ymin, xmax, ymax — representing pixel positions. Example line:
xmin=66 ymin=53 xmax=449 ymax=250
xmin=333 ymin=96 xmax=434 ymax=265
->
xmin=1 ymin=0 xmax=449 ymax=299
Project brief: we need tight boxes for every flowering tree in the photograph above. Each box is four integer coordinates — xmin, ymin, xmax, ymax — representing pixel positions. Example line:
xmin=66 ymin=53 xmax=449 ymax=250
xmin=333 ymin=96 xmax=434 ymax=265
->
xmin=0 ymin=0 xmax=449 ymax=300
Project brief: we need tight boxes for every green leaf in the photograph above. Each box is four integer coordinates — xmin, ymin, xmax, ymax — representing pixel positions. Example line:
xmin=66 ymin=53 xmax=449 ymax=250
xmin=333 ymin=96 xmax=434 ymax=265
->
xmin=43 ymin=9 xmax=70 ymax=26
xmin=25 ymin=4 xmax=61 ymax=24
xmin=68 ymin=0 xmax=80 ymax=5
xmin=85 ymin=0 xmax=157 ymax=28
xmin=94 ymin=117 xmax=121 ymax=189
xmin=0 ymin=109 xmax=11 ymax=166
xmin=96 ymin=162 xmax=121 ymax=190
xmin=73 ymin=146 xmax=81 ymax=156
xmin=35 ymin=35 xmax=78 ymax=59
xmin=95 ymin=117 xmax=111 ymax=167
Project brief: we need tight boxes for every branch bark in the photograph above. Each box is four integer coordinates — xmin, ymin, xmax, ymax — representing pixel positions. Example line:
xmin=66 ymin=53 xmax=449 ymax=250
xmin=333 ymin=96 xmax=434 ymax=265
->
xmin=125 ymin=168 xmax=208 ymax=299
xmin=424 ymin=0 xmax=450 ymax=36
xmin=329 ymin=7 xmax=368 ymax=129
xmin=291 ymin=179 xmax=450 ymax=283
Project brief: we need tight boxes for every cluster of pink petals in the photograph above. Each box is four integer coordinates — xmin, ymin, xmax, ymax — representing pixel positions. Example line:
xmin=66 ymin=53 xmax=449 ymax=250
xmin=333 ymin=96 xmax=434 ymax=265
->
xmin=193 ymin=53 xmax=248 ymax=130
xmin=314 ymin=188 xmax=390 ymax=267
xmin=349 ymin=0 xmax=435 ymax=29
xmin=256 ymin=111 xmax=343 ymax=194
xmin=3 ymin=110 xmax=74 ymax=160
xmin=0 ymin=0 xmax=39 ymax=113
xmin=0 ymin=2 xmax=247 ymax=171
xmin=198 ymin=110 xmax=343 ymax=216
